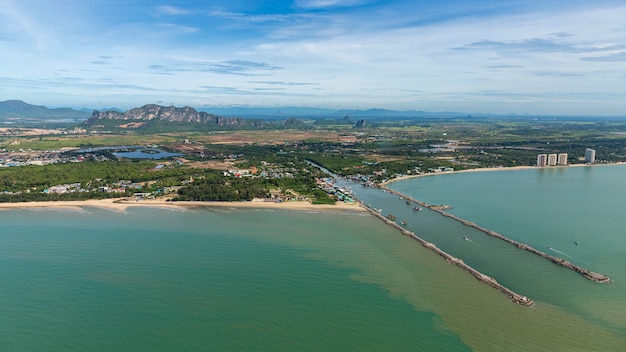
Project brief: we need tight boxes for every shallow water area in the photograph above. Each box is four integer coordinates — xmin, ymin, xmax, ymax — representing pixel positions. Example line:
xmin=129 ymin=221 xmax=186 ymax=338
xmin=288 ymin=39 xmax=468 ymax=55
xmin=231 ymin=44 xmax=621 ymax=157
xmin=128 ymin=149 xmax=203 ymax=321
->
xmin=389 ymin=164 xmax=626 ymax=334
xmin=1 ymin=181 xmax=625 ymax=351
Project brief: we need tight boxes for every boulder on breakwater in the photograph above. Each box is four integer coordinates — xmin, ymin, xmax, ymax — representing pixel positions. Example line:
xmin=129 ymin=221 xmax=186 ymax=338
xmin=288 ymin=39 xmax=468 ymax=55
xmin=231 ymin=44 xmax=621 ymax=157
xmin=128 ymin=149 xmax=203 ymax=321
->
xmin=360 ymin=202 xmax=534 ymax=306
xmin=380 ymin=186 xmax=611 ymax=284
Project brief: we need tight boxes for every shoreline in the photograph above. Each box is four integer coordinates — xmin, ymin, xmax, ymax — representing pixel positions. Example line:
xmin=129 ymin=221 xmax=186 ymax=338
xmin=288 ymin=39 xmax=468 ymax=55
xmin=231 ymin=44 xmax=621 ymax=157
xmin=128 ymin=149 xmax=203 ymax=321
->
xmin=0 ymin=198 xmax=366 ymax=213
xmin=382 ymin=161 xmax=626 ymax=186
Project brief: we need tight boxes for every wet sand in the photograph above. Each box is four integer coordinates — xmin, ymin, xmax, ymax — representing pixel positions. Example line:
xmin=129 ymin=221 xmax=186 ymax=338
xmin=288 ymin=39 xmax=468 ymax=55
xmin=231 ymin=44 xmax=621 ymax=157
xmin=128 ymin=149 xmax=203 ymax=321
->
xmin=0 ymin=198 xmax=366 ymax=212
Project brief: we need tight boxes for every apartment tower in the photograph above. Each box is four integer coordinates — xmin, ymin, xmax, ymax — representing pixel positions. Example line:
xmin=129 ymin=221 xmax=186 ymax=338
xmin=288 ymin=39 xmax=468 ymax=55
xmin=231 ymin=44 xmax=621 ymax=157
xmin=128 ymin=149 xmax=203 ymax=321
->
xmin=585 ymin=148 xmax=596 ymax=163
xmin=547 ymin=153 xmax=557 ymax=166
xmin=537 ymin=154 xmax=547 ymax=167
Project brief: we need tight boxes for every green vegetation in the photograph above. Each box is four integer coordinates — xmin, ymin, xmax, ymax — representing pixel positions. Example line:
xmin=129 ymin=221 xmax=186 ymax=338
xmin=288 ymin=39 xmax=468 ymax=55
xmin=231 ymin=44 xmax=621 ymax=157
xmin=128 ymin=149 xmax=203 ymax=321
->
xmin=175 ymin=176 xmax=266 ymax=201
xmin=0 ymin=160 xmax=181 ymax=193
xmin=10 ymin=134 xmax=179 ymax=150
xmin=3 ymin=115 xmax=626 ymax=203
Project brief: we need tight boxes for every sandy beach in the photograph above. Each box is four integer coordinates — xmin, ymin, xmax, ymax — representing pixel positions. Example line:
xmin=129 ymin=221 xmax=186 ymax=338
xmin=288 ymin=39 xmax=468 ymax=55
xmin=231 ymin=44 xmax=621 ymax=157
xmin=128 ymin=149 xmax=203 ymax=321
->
xmin=382 ymin=162 xmax=626 ymax=185
xmin=0 ymin=198 xmax=366 ymax=212
xmin=3 ymin=163 xmax=624 ymax=212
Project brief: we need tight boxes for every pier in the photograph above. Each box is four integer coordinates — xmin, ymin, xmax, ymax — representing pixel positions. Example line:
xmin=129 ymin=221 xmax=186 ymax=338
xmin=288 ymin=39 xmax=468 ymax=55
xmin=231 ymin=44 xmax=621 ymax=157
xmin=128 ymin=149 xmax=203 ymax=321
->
xmin=380 ymin=186 xmax=611 ymax=284
xmin=360 ymin=202 xmax=533 ymax=306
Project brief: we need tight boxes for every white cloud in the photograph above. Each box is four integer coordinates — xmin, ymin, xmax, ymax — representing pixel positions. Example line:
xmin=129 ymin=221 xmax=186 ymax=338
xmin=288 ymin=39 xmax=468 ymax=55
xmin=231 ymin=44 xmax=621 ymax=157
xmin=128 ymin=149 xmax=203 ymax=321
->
xmin=156 ymin=5 xmax=192 ymax=16
xmin=1 ymin=1 xmax=626 ymax=114
xmin=210 ymin=10 xmax=297 ymax=23
xmin=155 ymin=23 xmax=200 ymax=33
xmin=294 ymin=0 xmax=370 ymax=9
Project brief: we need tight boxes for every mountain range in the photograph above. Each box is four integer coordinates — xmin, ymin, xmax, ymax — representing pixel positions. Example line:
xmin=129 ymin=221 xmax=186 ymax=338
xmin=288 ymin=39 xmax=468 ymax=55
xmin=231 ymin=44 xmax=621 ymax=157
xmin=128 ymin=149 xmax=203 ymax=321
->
xmin=85 ymin=104 xmax=263 ymax=128
xmin=0 ymin=100 xmax=91 ymax=119
xmin=0 ymin=100 xmax=471 ymax=121
xmin=1 ymin=100 xmax=621 ymax=123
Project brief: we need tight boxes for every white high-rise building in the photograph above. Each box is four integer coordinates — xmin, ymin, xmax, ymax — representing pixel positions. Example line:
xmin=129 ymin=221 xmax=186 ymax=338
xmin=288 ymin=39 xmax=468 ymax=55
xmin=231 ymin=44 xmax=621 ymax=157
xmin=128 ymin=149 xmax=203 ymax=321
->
xmin=557 ymin=153 xmax=568 ymax=165
xmin=547 ymin=154 xmax=557 ymax=166
xmin=537 ymin=154 xmax=547 ymax=167
xmin=585 ymin=148 xmax=596 ymax=163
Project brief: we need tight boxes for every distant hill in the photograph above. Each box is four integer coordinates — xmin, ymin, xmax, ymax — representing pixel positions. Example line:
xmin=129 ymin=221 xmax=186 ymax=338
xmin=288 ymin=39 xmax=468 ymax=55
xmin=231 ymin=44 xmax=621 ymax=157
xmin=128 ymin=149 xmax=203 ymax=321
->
xmin=198 ymin=106 xmax=337 ymax=119
xmin=4 ymin=100 xmax=620 ymax=124
xmin=200 ymin=106 xmax=491 ymax=119
xmin=0 ymin=100 xmax=90 ymax=120
xmin=85 ymin=104 xmax=265 ymax=129
xmin=201 ymin=107 xmax=626 ymax=121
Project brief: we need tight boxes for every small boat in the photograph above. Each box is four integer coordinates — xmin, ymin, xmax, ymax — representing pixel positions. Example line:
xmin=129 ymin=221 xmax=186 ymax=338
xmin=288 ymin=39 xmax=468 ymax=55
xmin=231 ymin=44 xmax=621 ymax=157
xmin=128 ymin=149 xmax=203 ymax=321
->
xmin=463 ymin=236 xmax=469 ymax=241
xmin=412 ymin=206 xmax=423 ymax=211
xmin=400 ymin=220 xmax=407 ymax=226
xmin=575 ymin=241 xmax=580 ymax=245
xmin=386 ymin=214 xmax=396 ymax=220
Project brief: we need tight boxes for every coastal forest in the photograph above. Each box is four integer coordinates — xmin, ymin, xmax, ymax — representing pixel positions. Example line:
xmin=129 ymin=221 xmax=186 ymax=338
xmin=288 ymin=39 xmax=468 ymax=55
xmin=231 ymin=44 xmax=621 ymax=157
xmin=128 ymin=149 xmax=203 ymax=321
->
xmin=2 ymin=103 xmax=626 ymax=203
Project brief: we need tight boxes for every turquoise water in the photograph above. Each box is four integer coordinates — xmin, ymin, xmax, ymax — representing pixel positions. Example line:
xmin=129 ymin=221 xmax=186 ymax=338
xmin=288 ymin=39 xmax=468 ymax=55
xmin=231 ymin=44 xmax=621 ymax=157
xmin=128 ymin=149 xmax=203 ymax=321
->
xmin=112 ymin=149 xmax=182 ymax=159
xmin=2 ymin=165 xmax=626 ymax=351
xmin=77 ymin=146 xmax=182 ymax=159
xmin=389 ymin=165 xmax=626 ymax=338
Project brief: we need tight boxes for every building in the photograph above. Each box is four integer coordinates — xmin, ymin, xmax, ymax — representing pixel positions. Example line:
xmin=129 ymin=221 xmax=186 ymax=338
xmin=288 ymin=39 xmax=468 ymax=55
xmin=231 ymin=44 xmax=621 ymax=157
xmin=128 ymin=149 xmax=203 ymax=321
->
xmin=557 ymin=153 xmax=568 ymax=166
xmin=547 ymin=154 xmax=557 ymax=166
xmin=537 ymin=154 xmax=547 ymax=167
xmin=585 ymin=148 xmax=596 ymax=163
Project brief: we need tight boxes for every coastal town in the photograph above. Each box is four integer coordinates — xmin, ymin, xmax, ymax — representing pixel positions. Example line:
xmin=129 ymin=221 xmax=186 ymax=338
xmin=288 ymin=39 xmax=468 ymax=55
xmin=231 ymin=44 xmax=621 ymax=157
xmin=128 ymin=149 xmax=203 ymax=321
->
xmin=4 ymin=1 xmax=626 ymax=350
xmin=0 ymin=114 xmax=616 ymax=204
xmin=2 ymin=108 xmax=620 ymax=309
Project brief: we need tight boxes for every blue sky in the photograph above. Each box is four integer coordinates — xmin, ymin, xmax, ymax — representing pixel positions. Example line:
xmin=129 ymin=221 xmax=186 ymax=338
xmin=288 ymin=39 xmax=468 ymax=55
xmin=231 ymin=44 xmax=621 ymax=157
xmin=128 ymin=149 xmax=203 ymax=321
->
xmin=1 ymin=0 xmax=625 ymax=115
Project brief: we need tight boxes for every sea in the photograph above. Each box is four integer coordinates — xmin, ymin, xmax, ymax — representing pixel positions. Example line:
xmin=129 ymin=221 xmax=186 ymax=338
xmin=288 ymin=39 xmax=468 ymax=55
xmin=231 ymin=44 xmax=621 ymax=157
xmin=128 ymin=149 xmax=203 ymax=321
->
xmin=1 ymin=165 xmax=625 ymax=351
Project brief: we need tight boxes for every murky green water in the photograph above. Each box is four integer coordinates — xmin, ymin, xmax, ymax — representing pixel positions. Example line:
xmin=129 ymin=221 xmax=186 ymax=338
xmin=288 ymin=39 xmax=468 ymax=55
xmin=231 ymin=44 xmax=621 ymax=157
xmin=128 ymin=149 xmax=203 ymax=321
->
xmin=1 ymin=165 xmax=625 ymax=351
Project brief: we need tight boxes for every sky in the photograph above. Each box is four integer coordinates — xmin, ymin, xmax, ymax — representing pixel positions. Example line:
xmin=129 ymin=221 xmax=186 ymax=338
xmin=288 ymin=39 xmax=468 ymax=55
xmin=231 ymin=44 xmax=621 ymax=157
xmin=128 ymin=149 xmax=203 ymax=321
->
xmin=1 ymin=0 xmax=626 ymax=115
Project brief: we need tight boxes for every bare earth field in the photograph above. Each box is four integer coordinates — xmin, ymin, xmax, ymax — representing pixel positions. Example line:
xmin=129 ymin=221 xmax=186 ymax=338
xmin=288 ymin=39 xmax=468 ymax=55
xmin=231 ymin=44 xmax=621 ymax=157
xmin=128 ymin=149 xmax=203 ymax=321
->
xmin=195 ymin=130 xmax=341 ymax=145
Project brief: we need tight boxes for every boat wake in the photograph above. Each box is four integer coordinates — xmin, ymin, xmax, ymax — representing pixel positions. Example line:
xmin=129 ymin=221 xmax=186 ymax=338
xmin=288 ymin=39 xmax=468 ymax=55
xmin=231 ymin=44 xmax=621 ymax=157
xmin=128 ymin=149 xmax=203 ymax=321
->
xmin=547 ymin=247 xmax=573 ymax=259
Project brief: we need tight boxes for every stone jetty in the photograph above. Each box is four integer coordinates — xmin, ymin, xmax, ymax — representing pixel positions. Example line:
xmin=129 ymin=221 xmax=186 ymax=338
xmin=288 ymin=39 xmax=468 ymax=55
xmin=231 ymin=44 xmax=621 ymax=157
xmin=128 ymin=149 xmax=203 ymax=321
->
xmin=380 ymin=186 xmax=611 ymax=284
xmin=360 ymin=202 xmax=534 ymax=306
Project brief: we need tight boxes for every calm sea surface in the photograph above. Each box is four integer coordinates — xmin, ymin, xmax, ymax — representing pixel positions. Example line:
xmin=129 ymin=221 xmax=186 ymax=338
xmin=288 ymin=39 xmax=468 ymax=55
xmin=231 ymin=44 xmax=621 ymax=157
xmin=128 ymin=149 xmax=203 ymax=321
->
xmin=1 ymin=165 xmax=626 ymax=351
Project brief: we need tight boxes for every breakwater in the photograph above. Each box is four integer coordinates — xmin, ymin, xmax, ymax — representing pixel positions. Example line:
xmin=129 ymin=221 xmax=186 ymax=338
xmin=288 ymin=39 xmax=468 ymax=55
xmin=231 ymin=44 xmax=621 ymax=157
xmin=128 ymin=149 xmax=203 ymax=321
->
xmin=359 ymin=202 xmax=534 ymax=306
xmin=380 ymin=186 xmax=611 ymax=284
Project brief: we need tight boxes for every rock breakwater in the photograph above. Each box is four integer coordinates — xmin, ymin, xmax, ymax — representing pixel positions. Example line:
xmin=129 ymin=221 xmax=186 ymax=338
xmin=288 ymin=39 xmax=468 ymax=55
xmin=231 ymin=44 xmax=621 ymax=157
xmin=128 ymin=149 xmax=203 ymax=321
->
xmin=360 ymin=203 xmax=534 ymax=306
xmin=381 ymin=186 xmax=611 ymax=284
